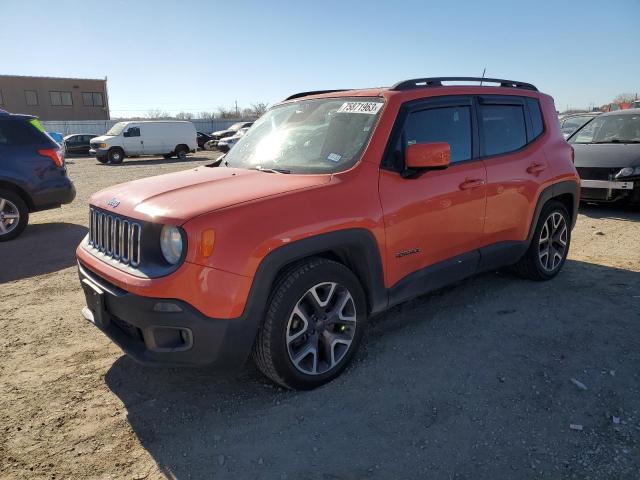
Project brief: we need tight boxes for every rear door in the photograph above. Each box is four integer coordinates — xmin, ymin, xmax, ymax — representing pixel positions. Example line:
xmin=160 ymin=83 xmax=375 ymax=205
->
xmin=122 ymin=124 xmax=143 ymax=154
xmin=479 ymin=96 xmax=552 ymax=248
xmin=378 ymin=96 xmax=487 ymax=297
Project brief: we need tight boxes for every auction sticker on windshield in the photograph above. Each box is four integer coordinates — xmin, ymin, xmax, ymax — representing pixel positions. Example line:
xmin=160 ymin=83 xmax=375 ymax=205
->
xmin=337 ymin=102 xmax=383 ymax=114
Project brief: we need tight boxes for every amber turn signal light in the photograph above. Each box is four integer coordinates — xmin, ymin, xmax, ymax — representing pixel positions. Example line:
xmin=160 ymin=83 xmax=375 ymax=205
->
xmin=200 ymin=229 xmax=215 ymax=257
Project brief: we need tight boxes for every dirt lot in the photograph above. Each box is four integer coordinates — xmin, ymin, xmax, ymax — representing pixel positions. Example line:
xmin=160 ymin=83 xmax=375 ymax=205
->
xmin=1 ymin=153 xmax=639 ymax=480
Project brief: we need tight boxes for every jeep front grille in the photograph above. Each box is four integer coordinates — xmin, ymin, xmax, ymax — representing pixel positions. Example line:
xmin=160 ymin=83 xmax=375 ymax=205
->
xmin=88 ymin=208 xmax=141 ymax=267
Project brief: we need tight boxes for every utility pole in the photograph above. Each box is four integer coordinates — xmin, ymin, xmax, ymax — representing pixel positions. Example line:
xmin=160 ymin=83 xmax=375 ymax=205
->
xmin=235 ymin=100 xmax=238 ymax=118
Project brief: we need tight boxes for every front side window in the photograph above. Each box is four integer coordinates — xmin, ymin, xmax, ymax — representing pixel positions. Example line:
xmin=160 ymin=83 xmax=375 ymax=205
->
xmin=223 ymin=97 xmax=383 ymax=174
xmin=480 ymin=104 xmax=527 ymax=156
xmin=125 ymin=126 xmax=140 ymax=137
xmin=403 ymin=106 xmax=472 ymax=163
xmin=569 ymin=114 xmax=640 ymax=144
xmin=25 ymin=90 xmax=38 ymax=106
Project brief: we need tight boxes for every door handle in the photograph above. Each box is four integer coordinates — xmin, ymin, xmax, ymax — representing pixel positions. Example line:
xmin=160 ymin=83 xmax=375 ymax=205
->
xmin=459 ymin=178 xmax=486 ymax=190
xmin=527 ymin=162 xmax=546 ymax=174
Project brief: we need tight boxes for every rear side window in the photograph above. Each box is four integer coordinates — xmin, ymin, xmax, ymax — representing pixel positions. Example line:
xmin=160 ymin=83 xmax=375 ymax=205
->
xmin=404 ymin=106 xmax=472 ymax=162
xmin=526 ymin=98 xmax=544 ymax=139
xmin=0 ymin=119 xmax=50 ymax=146
xmin=479 ymin=104 xmax=527 ymax=156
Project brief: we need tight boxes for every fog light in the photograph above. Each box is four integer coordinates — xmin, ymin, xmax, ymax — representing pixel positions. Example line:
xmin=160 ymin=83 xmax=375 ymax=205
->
xmin=153 ymin=302 xmax=183 ymax=313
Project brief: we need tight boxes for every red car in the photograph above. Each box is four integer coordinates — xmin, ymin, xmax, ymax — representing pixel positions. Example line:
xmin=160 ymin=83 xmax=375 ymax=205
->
xmin=77 ymin=77 xmax=579 ymax=389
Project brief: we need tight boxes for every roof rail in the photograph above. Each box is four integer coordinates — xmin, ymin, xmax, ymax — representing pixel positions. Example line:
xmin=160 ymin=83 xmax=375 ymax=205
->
xmin=391 ymin=77 xmax=538 ymax=92
xmin=284 ymin=89 xmax=350 ymax=101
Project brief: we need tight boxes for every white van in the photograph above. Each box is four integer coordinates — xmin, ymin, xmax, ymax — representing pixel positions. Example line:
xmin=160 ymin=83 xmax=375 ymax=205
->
xmin=89 ymin=121 xmax=197 ymax=164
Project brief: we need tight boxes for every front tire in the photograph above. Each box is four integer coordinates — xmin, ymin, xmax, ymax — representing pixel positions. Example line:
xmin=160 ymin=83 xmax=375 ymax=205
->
xmin=253 ymin=258 xmax=367 ymax=390
xmin=513 ymin=200 xmax=571 ymax=280
xmin=108 ymin=148 xmax=124 ymax=164
xmin=96 ymin=155 xmax=109 ymax=164
xmin=0 ymin=190 xmax=29 ymax=242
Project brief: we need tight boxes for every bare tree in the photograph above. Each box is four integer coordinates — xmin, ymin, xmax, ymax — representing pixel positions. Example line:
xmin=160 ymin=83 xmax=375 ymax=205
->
xmin=250 ymin=102 xmax=269 ymax=117
xmin=199 ymin=111 xmax=216 ymax=120
xmin=175 ymin=111 xmax=194 ymax=120
xmin=146 ymin=109 xmax=170 ymax=119
xmin=217 ymin=106 xmax=237 ymax=119
xmin=613 ymin=93 xmax=637 ymax=104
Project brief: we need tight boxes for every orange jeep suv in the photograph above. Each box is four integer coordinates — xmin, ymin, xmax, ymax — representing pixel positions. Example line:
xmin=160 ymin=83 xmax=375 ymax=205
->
xmin=77 ymin=77 xmax=580 ymax=389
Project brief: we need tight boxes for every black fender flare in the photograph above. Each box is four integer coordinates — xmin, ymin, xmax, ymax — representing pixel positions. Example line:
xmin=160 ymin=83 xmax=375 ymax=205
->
xmin=526 ymin=180 xmax=579 ymax=245
xmin=245 ymin=228 xmax=388 ymax=320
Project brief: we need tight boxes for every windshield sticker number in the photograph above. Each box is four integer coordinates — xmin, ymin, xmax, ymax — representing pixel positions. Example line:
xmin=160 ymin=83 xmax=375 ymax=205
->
xmin=337 ymin=102 xmax=383 ymax=115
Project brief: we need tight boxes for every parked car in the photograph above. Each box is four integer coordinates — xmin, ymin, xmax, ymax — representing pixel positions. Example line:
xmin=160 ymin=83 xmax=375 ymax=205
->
xmin=196 ymin=131 xmax=213 ymax=149
xmin=559 ymin=112 xmax=601 ymax=138
xmin=89 ymin=121 xmax=197 ymax=164
xmin=77 ymin=77 xmax=579 ymax=389
xmin=64 ymin=133 xmax=94 ymax=155
xmin=217 ymin=127 xmax=249 ymax=152
xmin=208 ymin=121 xmax=254 ymax=147
xmin=631 ymin=101 xmax=640 ymax=109
xmin=0 ymin=110 xmax=75 ymax=241
xmin=569 ymin=108 xmax=640 ymax=204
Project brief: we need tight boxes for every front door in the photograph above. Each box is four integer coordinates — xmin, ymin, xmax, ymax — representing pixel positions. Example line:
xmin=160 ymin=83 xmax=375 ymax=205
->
xmin=379 ymin=96 xmax=487 ymax=301
xmin=122 ymin=124 xmax=143 ymax=154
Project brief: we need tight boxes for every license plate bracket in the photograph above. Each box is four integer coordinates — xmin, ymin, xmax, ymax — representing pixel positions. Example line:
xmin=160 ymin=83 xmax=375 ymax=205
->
xmin=82 ymin=278 xmax=109 ymax=328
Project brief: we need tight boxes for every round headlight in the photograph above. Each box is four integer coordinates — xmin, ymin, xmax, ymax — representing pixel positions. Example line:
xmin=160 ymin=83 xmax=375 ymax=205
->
xmin=160 ymin=225 xmax=183 ymax=265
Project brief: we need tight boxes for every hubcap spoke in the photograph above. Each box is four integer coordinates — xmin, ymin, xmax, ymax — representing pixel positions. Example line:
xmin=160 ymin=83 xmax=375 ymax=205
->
xmin=538 ymin=211 xmax=567 ymax=272
xmin=286 ymin=281 xmax=357 ymax=376
xmin=0 ymin=197 xmax=19 ymax=235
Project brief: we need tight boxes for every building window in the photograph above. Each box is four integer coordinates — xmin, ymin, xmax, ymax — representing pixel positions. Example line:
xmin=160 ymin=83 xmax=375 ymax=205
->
xmin=50 ymin=91 xmax=73 ymax=106
xmin=82 ymin=92 xmax=104 ymax=107
xmin=25 ymin=90 xmax=38 ymax=106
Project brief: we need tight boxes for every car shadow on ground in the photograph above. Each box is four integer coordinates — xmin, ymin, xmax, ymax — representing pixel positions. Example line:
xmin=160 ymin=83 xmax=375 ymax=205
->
xmin=105 ymin=259 xmax=640 ymax=479
xmin=0 ymin=222 xmax=87 ymax=283
xmin=579 ymin=203 xmax=640 ymax=222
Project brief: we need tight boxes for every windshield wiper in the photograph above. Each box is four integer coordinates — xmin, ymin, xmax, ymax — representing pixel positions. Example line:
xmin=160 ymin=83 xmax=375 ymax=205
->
xmin=250 ymin=167 xmax=291 ymax=174
xmin=592 ymin=140 xmax=640 ymax=144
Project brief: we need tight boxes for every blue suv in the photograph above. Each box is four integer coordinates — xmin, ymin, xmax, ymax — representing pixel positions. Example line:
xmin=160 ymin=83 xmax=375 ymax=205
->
xmin=0 ymin=110 xmax=75 ymax=241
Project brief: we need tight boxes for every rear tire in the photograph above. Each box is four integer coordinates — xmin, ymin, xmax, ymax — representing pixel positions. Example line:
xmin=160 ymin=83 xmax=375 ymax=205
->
xmin=162 ymin=153 xmax=174 ymax=159
xmin=252 ymin=258 xmax=367 ymax=390
xmin=513 ymin=200 xmax=571 ymax=280
xmin=108 ymin=148 xmax=124 ymax=164
xmin=0 ymin=189 xmax=29 ymax=242
xmin=175 ymin=145 xmax=188 ymax=160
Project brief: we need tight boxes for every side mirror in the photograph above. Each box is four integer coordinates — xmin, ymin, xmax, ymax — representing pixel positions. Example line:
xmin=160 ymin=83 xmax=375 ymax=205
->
xmin=405 ymin=142 xmax=451 ymax=170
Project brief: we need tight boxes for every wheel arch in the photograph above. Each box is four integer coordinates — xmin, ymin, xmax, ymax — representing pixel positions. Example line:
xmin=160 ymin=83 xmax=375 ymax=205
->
xmin=248 ymin=229 xmax=388 ymax=320
xmin=526 ymin=180 xmax=579 ymax=245
xmin=0 ymin=180 xmax=34 ymax=211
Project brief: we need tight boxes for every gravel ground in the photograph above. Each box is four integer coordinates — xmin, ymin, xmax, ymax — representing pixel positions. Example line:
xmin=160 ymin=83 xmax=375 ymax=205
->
xmin=1 ymin=153 xmax=639 ymax=480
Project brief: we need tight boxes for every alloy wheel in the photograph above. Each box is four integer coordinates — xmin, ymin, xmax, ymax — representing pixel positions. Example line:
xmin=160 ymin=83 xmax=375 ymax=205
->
xmin=0 ymin=198 xmax=20 ymax=236
xmin=286 ymin=282 xmax=357 ymax=375
xmin=538 ymin=211 xmax=568 ymax=272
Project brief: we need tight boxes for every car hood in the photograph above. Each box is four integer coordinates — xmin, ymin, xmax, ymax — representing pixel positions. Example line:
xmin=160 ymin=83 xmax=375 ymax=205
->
xmin=90 ymin=166 xmax=331 ymax=225
xmin=573 ymin=143 xmax=640 ymax=168
xmin=91 ymin=135 xmax=116 ymax=143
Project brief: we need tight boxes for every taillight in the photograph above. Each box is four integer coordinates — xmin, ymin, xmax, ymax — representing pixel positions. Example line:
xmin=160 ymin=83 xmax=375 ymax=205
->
xmin=38 ymin=148 xmax=64 ymax=167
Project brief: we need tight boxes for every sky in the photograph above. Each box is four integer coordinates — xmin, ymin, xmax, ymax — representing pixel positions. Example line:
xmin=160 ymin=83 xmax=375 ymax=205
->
xmin=1 ymin=0 xmax=638 ymax=116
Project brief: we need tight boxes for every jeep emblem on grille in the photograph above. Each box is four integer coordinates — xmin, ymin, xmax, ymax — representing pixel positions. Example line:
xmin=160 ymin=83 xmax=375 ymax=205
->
xmin=106 ymin=198 xmax=120 ymax=208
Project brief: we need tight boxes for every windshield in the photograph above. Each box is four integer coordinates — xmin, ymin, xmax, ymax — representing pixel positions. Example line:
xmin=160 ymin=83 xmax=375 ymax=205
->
xmin=561 ymin=115 xmax=594 ymax=136
xmin=570 ymin=113 xmax=640 ymax=144
xmin=106 ymin=122 xmax=126 ymax=136
xmin=222 ymin=98 xmax=383 ymax=174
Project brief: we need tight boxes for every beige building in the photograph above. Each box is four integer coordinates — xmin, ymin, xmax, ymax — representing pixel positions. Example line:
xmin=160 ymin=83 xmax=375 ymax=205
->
xmin=0 ymin=75 xmax=110 ymax=120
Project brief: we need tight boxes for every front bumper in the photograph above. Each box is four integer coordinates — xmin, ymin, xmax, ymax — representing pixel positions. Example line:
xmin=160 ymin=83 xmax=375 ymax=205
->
xmin=89 ymin=148 xmax=108 ymax=157
xmin=78 ymin=262 xmax=257 ymax=369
